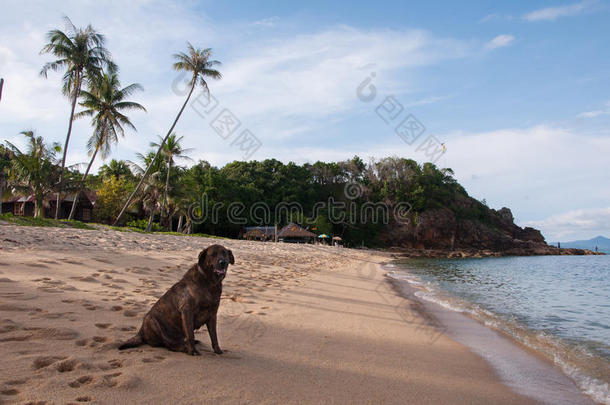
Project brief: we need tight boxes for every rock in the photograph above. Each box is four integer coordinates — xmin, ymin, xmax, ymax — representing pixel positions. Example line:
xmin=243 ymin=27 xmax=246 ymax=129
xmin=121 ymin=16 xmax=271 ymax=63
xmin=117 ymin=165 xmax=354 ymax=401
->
xmin=379 ymin=195 xmax=604 ymax=257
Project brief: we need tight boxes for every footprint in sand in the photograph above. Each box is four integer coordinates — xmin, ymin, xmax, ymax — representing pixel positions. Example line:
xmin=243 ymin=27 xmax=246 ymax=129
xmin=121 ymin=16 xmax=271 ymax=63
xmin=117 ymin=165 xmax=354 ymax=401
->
xmin=61 ymin=259 xmax=84 ymax=265
xmin=26 ymin=263 xmax=49 ymax=268
xmin=68 ymin=375 xmax=93 ymax=388
xmin=0 ymin=319 xmax=20 ymax=333
xmin=71 ymin=276 xmax=98 ymax=283
xmin=0 ymin=388 xmax=19 ymax=395
xmin=82 ymin=303 xmax=97 ymax=311
xmin=92 ymin=336 xmax=107 ymax=343
xmin=94 ymin=323 xmax=111 ymax=329
xmin=4 ymin=378 xmax=27 ymax=386
xmin=75 ymin=339 xmax=88 ymax=346
xmin=141 ymin=355 xmax=165 ymax=363
xmin=56 ymin=359 xmax=79 ymax=372
xmin=122 ymin=309 xmax=139 ymax=317
xmin=32 ymin=356 xmax=67 ymax=370
xmin=96 ymin=372 xmax=122 ymax=388
xmin=75 ymin=396 xmax=92 ymax=402
xmin=107 ymin=359 xmax=123 ymax=369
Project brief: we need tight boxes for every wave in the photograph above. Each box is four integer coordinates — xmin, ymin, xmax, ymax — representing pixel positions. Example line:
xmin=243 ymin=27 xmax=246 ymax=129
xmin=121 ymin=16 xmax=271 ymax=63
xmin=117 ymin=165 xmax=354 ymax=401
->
xmin=384 ymin=266 xmax=610 ymax=405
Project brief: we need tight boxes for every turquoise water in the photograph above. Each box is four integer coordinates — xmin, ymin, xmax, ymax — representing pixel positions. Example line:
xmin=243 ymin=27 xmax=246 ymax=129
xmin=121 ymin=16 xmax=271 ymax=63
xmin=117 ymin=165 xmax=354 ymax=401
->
xmin=390 ymin=255 xmax=610 ymax=403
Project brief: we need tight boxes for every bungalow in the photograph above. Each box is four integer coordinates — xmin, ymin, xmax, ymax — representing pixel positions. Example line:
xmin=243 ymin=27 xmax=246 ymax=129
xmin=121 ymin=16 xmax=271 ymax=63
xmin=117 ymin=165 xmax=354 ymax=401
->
xmin=1 ymin=191 xmax=97 ymax=222
xmin=277 ymin=223 xmax=316 ymax=244
xmin=242 ymin=226 xmax=276 ymax=241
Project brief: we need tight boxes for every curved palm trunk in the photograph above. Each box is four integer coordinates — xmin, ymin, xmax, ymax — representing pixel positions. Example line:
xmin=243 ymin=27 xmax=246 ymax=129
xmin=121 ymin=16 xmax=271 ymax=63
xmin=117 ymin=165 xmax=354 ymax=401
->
xmin=177 ymin=214 xmax=184 ymax=233
xmin=145 ymin=206 xmax=155 ymax=232
xmin=0 ymin=173 xmax=4 ymax=214
xmin=113 ymin=82 xmax=196 ymax=226
xmin=55 ymin=71 xmax=82 ymax=219
xmin=35 ymin=195 xmax=44 ymax=218
xmin=67 ymin=145 xmax=99 ymax=220
xmin=159 ymin=158 xmax=172 ymax=229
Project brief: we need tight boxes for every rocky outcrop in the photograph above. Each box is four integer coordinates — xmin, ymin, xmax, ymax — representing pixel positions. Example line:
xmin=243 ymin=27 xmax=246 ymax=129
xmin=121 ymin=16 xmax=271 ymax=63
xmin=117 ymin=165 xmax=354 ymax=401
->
xmin=380 ymin=200 xmax=604 ymax=257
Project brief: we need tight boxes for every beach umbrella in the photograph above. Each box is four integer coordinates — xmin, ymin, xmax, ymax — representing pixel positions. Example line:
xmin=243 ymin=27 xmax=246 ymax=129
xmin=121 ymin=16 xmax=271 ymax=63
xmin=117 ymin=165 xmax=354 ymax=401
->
xmin=318 ymin=234 xmax=330 ymax=238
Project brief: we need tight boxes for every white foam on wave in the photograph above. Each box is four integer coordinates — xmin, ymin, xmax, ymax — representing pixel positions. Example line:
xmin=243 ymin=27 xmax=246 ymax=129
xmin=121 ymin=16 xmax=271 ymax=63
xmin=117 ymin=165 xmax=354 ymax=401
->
xmin=413 ymin=290 xmax=467 ymax=313
xmin=388 ymin=266 xmax=610 ymax=404
xmin=557 ymin=358 xmax=610 ymax=405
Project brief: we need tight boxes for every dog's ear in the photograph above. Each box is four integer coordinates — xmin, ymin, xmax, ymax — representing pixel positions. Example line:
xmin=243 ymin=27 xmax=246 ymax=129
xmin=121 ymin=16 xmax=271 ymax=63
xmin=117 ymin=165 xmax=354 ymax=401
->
xmin=198 ymin=247 xmax=208 ymax=268
xmin=227 ymin=249 xmax=234 ymax=265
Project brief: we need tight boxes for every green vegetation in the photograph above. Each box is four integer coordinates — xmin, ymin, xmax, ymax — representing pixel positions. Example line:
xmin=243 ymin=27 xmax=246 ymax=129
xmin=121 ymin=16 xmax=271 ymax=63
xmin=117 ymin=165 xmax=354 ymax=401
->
xmin=0 ymin=213 xmax=93 ymax=229
xmin=5 ymin=131 xmax=62 ymax=218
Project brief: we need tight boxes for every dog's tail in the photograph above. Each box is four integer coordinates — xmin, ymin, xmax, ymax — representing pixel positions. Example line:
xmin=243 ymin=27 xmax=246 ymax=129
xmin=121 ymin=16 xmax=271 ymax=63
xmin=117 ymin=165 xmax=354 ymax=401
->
xmin=118 ymin=333 xmax=143 ymax=350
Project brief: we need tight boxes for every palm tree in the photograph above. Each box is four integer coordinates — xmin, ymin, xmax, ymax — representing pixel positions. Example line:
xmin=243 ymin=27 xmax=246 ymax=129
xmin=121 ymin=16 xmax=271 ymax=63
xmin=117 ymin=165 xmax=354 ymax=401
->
xmin=5 ymin=131 xmax=62 ymax=218
xmin=128 ymin=152 xmax=164 ymax=232
xmin=40 ymin=16 xmax=113 ymax=219
xmin=67 ymin=71 xmax=146 ymax=220
xmin=113 ymin=42 xmax=221 ymax=225
xmin=99 ymin=159 xmax=133 ymax=180
xmin=0 ymin=144 xmax=12 ymax=213
xmin=150 ymin=134 xmax=192 ymax=229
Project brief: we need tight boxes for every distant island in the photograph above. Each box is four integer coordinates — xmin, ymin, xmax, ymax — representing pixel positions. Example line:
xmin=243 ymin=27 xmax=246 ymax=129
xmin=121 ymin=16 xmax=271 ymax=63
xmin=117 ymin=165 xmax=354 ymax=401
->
xmin=552 ymin=236 xmax=610 ymax=254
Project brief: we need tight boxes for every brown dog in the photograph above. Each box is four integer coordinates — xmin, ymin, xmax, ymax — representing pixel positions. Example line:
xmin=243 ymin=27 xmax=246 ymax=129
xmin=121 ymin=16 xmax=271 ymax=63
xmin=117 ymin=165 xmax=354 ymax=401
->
xmin=118 ymin=244 xmax=234 ymax=355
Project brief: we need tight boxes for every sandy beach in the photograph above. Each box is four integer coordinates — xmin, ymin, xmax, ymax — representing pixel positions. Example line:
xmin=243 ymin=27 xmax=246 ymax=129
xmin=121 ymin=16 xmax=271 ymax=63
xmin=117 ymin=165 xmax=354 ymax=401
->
xmin=0 ymin=224 xmax=547 ymax=404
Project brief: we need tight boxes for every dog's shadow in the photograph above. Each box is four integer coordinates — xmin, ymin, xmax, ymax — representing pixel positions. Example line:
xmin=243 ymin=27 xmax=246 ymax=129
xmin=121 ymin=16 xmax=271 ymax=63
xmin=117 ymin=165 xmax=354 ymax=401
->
xmin=195 ymin=342 xmax=242 ymax=360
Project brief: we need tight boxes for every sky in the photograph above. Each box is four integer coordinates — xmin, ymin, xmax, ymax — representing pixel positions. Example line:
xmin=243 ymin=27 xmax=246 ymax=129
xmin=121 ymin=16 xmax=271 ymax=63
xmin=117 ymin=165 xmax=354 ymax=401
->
xmin=0 ymin=0 xmax=609 ymax=241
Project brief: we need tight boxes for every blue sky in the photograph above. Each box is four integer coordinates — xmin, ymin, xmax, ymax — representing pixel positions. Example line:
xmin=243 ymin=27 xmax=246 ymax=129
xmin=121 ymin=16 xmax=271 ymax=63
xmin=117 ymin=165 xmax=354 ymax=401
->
xmin=1 ymin=0 xmax=609 ymax=240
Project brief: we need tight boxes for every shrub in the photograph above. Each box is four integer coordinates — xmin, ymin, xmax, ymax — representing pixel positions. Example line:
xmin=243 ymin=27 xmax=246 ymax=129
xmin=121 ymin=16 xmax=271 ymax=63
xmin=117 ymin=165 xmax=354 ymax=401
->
xmin=93 ymin=177 xmax=135 ymax=224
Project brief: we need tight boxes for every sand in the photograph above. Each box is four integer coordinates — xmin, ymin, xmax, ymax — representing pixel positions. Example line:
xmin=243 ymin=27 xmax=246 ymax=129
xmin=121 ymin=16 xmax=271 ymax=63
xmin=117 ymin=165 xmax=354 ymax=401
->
xmin=0 ymin=224 xmax=540 ymax=404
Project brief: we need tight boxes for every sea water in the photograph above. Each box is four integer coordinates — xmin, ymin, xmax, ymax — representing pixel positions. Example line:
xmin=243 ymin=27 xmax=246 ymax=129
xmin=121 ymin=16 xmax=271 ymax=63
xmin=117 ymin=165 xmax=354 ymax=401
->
xmin=387 ymin=255 xmax=610 ymax=404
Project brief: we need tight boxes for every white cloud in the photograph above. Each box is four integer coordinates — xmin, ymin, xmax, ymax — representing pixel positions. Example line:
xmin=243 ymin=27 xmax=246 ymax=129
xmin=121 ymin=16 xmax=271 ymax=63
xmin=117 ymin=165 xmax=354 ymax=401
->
xmin=0 ymin=1 xmax=473 ymax=172
xmin=484 ymin=34 xmax=515 ymax=50
xmin=437 ymin=125 xmax=610 ymax=239
xmin=253 ymin=16 xmax=279 ymax=27
xmin=213 ymin=26 xmax=470 ymax=124
xmin=479 ymin=14 xmax=514 ymax=23
xmin=404 ymin=94 xmax=454 ymax=107
xmin=578 ymin=101 xmax=610 ymax=118
xmin=525 ymin=207 xmax=610 ymax=240
xmin=523 ymin=0 xmax=598 ymax=22
xmin=578 ymin=110 xmax=610 ymax=118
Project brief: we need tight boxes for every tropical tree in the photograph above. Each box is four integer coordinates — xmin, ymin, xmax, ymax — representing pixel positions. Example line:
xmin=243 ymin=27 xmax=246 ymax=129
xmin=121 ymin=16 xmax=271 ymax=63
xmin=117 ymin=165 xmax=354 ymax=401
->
xmin=5 ymin=131 xmax=62 ymax=218
xmin=0 ymin=145 xmax=12 ymax=213
xmin=150 ymin=133 xmax=192 ymax=229
xmin=128 ymin=152 xmax=164 ymax=232
xmin=113 ymin=42 xmax=221 ymax=225
xmin=99 ymin=159 xmax=133 ymax=180
xmin=40 ymin=16 xmax=113 ymax=219
xmin=67 ymin=70 xmax=145 ymax=220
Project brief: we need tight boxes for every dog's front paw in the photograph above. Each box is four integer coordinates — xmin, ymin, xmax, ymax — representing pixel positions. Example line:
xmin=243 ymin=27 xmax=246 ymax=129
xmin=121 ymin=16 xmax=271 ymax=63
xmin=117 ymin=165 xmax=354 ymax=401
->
xmin=187 ymin=347 xmax=201 ymax=356
xmin=213 ymin=347 xmax=223 ymax=355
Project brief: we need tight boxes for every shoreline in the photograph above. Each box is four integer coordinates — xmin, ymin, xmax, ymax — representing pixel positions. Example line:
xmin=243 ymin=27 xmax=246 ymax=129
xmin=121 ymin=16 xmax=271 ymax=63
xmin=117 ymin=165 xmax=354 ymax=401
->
xmin=384 ymin=261 xmax=608 ymax=404
xmin=388 ymin=247 xmax=605 ymax=259
xmin=0 ymin=223 xmax=594 ymax=403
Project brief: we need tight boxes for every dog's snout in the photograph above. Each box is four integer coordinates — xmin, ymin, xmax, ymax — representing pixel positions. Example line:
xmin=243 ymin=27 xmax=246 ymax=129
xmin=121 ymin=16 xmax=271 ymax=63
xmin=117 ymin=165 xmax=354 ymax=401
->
xmin=218 ymin=258 xmax=228 ymax=268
